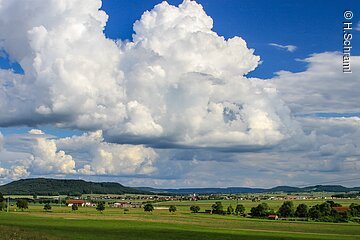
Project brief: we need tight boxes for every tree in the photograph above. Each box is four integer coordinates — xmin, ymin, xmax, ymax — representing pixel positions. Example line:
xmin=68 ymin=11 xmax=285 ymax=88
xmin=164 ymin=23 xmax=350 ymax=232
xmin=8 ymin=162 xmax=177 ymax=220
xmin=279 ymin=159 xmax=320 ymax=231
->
xmin=16 ymin=199 xmax=28 ymax=211
xmin=227 ymin=205 xmax=234 ymax=214
xmin=190 ymin=205 xmax=200 ymax=213
xmin=212 ymin=201 xmax=224 ymax=214
xmin=0 ymin=201 xmax=6 ymax=211
xmin=349 ymin=203 xmax=360 ymax=217
xmin=318 ymin=202 xmax=332 ymax=216
xmin=144 ymin=203 xmax=154 ymax=212
xmin=72 ymin=204 xmax=78 ymax=211
xmin=43 ymin=203 xmax=52 ymax=211
xmin=0 ymin=192 xmax=4 ymax=202
xmin=250 ymin=203 xmax=270 ymax=217
xmin=96 ymin=202 xmax=105 ymax=213
xmin=326 ymin=200 xmax=341 ymax=207
xmin=308 ymin=205 xmax=321 ymax=219
xmin=295 ymin=203 xmax=308 ymax=218
xmin=278 ymin=201 xmax=295 ymax=217
xmin=0 ymin=192 xmax=4 ymax=211
xmin=169 ymin=205 xmax=177 ymax=213
xmin=235 ymin=204 xmax=245 ymax=216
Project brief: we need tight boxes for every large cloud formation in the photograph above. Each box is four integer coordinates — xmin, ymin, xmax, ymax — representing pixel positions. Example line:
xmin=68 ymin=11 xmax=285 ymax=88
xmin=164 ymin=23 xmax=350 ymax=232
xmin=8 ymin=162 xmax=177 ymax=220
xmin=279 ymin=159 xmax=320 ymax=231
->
xmin=0 ymin=129 xmax=157 ymax=180
xmin=0 ymin=0 xmax=302 ymax=149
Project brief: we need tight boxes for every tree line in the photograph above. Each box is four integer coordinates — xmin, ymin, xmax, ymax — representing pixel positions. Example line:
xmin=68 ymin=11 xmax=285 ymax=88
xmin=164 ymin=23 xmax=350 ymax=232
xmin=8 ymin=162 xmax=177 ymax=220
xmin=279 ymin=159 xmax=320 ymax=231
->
xmin=199 ymin=200 xmax=360 ymax=223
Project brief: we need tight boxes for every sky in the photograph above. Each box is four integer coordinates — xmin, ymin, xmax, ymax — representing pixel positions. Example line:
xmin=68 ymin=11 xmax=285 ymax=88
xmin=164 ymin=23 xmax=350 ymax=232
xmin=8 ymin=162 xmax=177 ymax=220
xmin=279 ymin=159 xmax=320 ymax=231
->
xmin=0 ymin=0 xmax=359 ymax=188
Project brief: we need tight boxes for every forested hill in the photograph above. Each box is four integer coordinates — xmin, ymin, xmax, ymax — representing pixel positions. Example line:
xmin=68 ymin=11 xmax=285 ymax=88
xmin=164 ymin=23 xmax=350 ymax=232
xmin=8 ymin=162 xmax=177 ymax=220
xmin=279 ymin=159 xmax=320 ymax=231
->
xmin=0 ymin=178 xmax=151 ymax=195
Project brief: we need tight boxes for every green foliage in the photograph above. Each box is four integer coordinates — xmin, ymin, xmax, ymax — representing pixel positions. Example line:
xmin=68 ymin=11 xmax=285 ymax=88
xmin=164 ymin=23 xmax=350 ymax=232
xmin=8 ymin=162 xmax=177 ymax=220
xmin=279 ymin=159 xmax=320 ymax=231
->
xmin=326 ymin=200 xmax=342 ymax=207
xmin=190 ymin=205 xmax=200 ymax=213
xmin=144 ymin=203 xmax=154 ymax=212
xmin=295 ymin=203 xmax=308 ymax=218
xmin=308 ymin=201 xmax=349 ymax=222
xmin=331 ymin=192 xmax=360 ymax=198
xmin=0 ymin=201 xmax=6 ymax=211
xmin=227 ymin=205 xmax=234 ymax=214
xmin=250 ymin=203 xmax=270 ymax=217
xmin=349 ymin=203 xmax=360 ymax=217
xmin=43 ymin=203 xmax=52 ymax=211
xmin=211 ymin=201 xmax=224 ymax=214
xmin=0 ymin=178 xmax=150 ymax=195
xmin=168 ymin=205 xmax=177 ymax=213
xmin=0 ymin=192 xmax=4 ymax=211
xmin=308 ymin=205 xmax=321 ymax=219
xmin=96 ymin=202 xmax=105 ymax=213
xmin=278 ymin=201 xmax=294 ymax=217
xmin=72 ymin=204 xmax=78 ymax=211
xmin=235 ymin=204 xmax=245 ymax=215
xmin=16 ymin=199 xmax=28 ymax=210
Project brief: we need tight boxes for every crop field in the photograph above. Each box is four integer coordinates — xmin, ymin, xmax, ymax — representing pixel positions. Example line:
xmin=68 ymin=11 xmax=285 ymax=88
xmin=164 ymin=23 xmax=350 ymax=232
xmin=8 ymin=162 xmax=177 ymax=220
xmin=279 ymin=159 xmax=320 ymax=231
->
xmin=0 ymin=199 xmax=359 ymax=240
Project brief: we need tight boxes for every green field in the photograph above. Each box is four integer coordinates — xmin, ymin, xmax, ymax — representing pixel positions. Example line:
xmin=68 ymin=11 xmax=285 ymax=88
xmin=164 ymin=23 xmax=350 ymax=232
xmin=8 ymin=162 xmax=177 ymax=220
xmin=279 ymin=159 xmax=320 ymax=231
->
xmin=0 ymin=199 xmax=359 ymax=240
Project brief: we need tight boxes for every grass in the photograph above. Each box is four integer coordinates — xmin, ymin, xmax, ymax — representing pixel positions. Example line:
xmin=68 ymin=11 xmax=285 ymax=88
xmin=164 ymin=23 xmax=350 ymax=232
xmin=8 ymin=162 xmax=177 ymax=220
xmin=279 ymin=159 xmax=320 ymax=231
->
xmin=0 ymin=199 xmax=359 ymax=240
xmin=154 ymin=199 xmax=360 ymax=213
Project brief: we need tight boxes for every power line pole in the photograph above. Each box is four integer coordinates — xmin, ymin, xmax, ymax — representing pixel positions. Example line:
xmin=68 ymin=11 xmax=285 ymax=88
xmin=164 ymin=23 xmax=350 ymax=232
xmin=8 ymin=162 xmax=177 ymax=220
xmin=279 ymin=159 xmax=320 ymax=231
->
xmin=7 ymin=197 xmax=9 ymax=213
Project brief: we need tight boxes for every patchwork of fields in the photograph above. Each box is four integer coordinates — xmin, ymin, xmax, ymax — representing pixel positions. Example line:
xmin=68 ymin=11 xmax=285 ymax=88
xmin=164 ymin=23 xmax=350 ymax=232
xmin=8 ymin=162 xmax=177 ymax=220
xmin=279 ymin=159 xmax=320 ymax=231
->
xmin=0 ymin=199 xmax=359 ymax=240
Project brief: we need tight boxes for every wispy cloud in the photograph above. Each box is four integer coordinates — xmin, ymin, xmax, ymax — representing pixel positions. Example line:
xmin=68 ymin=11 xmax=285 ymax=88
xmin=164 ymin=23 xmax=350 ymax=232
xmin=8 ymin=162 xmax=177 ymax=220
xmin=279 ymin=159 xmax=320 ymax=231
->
xmin=269 ymin=43 xmax=297 ymax=52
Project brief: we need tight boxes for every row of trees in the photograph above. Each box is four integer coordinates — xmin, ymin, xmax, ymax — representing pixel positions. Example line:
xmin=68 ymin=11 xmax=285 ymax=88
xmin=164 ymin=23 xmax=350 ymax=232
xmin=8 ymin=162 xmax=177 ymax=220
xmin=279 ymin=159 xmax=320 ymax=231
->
xmin=210 ymin=201 xmax=246 ymax=215
xmin=250 ymin=200 xmax=360 ymax=222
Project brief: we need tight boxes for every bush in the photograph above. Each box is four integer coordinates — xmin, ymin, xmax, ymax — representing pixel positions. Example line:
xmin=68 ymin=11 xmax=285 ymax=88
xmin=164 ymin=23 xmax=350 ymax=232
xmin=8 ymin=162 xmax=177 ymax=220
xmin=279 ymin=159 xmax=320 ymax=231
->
xmin=96 ymin=202 xmax=105 ymax=213
xmin=43 ymin=203 xmax=52 ymax=211
xmin=72 ymin=204 xmax=78 ymax=211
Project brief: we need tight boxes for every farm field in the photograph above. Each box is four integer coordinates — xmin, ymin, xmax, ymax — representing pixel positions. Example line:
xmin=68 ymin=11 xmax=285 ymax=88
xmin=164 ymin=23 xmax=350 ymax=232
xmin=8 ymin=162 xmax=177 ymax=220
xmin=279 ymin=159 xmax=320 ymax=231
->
xmin=155 ymin=199 xmax=360 ymax=212
xmin=0 ymin=199 xmax=359 ymax=240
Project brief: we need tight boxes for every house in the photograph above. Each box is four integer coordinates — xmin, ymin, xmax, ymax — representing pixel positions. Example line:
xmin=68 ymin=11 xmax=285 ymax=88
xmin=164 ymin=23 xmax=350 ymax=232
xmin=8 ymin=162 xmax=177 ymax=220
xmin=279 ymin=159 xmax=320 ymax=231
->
xmin=268 ymin=214 xmax=279 ymax=220
xmin=66 ymin=199 xmax=86 ymax=207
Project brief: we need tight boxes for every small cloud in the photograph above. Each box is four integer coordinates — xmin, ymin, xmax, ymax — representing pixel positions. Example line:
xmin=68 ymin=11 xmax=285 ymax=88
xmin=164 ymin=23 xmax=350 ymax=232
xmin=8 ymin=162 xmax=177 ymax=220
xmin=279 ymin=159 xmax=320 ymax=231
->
xmin=28 ymin=129 xmax=44 ymax=135
xmin=269 ymin=43 xmax=297 ymax=52
xmin=355 ymin=21 xmax=360 ymax=31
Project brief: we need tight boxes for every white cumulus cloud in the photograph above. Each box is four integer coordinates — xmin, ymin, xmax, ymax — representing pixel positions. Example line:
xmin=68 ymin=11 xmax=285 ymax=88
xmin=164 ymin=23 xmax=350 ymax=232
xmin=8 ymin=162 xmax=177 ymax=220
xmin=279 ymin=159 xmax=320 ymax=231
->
xmin=0 ymin=0 xmax=303 ymax=149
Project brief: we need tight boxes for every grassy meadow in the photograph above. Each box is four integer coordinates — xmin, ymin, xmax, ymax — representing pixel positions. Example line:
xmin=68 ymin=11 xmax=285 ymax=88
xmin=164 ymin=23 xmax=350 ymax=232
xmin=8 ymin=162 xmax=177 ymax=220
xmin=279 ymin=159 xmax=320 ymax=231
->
xmin=0 ymin=199 xmax=359 ymax=240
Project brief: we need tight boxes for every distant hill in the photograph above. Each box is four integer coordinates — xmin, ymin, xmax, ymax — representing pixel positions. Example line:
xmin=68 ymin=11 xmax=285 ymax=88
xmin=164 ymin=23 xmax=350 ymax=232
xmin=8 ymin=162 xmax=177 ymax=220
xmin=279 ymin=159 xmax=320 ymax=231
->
xmin=1 ymin=178 xmax=358 ymax=196
xmin=0 ymin=178 xmax=151 ymax=195
xmin=135 ymin=185 xmax=360 ymax=195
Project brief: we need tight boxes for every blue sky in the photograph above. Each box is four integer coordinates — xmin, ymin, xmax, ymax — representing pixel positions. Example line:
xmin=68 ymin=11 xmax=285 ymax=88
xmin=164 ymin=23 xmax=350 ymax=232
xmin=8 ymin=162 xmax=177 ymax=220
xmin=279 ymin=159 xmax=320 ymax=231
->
xmin=0 ymin=0 xmax=359 ymax=187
